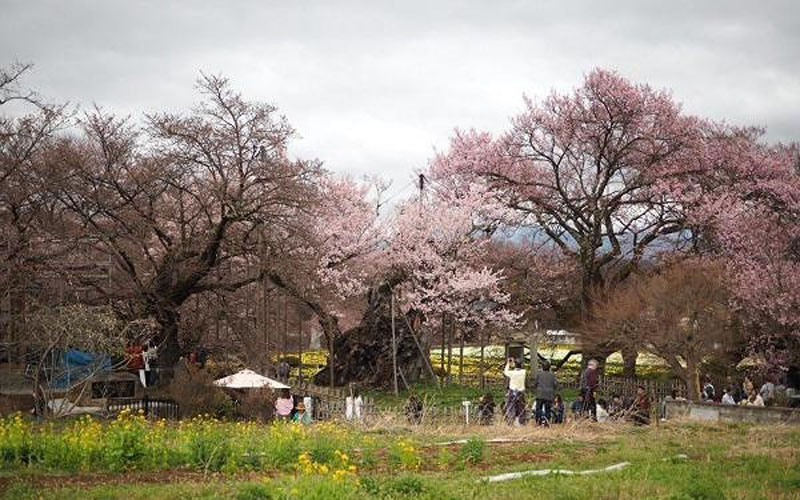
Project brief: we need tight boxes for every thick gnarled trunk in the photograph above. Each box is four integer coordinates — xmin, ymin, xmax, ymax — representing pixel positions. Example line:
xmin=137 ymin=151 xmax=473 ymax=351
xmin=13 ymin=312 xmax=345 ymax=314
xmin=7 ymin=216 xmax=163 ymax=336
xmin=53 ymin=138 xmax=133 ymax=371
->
xmin=153 ymin=308 xmax=182 ymax=371
xmin=313 ymin=283 xmax=432 ymax=388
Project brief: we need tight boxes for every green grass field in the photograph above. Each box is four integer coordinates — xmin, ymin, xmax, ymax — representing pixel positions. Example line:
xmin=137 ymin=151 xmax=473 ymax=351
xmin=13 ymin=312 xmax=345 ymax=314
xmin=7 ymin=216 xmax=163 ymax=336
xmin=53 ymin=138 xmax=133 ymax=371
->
xmin=2 ymin=416 xmax=798 ymax=499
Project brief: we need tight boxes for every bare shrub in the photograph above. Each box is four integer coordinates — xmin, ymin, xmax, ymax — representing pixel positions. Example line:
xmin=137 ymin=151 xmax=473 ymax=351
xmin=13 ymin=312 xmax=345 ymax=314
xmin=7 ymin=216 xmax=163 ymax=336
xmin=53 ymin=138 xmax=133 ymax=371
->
xmin=165 ymin=362 xmax=233 ymax=418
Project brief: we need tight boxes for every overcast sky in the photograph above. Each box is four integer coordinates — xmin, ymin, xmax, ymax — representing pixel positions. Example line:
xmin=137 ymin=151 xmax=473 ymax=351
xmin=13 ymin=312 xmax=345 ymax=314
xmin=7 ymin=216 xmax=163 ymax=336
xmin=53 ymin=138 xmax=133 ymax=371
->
xmin=2 ymin=1 xmax=798 ymax=196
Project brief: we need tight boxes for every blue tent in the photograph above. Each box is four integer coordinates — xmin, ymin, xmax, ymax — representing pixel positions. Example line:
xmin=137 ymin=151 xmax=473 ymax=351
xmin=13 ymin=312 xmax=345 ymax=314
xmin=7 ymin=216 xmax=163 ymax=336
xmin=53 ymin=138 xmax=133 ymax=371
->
xmin=50 ymin=349 xmax=112 ymax=390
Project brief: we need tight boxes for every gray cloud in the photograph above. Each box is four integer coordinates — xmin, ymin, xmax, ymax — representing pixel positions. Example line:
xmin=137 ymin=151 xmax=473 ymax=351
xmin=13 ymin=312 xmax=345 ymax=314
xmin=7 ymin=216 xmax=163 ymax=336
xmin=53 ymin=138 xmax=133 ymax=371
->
xmin=2 ymin=0 xmax=798 ymax=192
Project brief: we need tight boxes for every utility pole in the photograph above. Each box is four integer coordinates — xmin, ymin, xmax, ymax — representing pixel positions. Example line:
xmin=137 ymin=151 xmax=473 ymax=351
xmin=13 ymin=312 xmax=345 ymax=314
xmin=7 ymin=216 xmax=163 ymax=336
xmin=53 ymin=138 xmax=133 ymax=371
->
xmin=298 ymin=307 xmax=303 ymax=383
xmin=391 ymin=291 xmax=398 ymax=396
xmin=329 ymin=334 xmax=335 ymax=389
xmin=418 ymin=173 xmax=425 ymax=212
xmin=440 ymin=315 xmax=446 ymax=383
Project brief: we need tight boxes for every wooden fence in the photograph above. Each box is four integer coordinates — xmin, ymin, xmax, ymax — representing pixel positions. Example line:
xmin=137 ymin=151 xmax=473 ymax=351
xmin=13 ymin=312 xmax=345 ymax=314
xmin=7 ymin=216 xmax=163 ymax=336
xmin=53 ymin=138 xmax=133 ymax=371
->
xmin=106 ymin=396 xmax=180 ymax=420
xmin=288 ymin=375 xmax=683 ymax=423
xmin=454 ymin=373 xmax=684 ymax=401
xmin=292 ymin=380 xmax=352 ymax=401
xmin=314 ymin=399 xmax=474 ymax=425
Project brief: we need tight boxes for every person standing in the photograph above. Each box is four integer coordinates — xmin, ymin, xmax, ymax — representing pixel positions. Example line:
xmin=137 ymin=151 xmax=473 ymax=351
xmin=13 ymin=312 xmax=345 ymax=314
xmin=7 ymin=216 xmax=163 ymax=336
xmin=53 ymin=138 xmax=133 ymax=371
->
xmin=275 ymin=389 xmax=293 ymax=421
xmin=142 ymin=341 xmax=158 ymax=387
xmin=126 ymin=342 xmax=144 ymax=376
xmin=277 ymin=359 xmax=290 ymax=381
xmin=579 ymin=359 xmax=600 ymax=420
xmin=759 ymin=379 xmax=775 ymax=406
xmin=504 ymin=357 xmax=527 ymax=425
xmin=532 ymin=361 xmax=559 ymax=426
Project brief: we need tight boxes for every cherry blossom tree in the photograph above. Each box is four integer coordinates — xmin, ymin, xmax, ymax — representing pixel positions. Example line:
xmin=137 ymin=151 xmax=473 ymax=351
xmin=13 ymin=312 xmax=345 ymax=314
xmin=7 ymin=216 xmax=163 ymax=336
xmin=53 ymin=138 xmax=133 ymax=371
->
xmin=428 ymin=70 xmax=723 ymax=372
xmin=675 ymin=127 xmax=800 ymax=373
xmin=264 ymin=173 xmax=387 ymax=381
xmin=431 ymin=70 xmax=700 ymax=323
xmin=268 ymin=168 xmax=519 ymax=387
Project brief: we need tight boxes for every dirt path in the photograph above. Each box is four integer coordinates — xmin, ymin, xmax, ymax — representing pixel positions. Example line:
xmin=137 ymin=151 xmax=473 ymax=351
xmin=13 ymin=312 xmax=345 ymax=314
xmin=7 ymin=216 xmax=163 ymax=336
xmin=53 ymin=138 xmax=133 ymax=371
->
xmin=0 ymin=469 xmax=273 ymax=494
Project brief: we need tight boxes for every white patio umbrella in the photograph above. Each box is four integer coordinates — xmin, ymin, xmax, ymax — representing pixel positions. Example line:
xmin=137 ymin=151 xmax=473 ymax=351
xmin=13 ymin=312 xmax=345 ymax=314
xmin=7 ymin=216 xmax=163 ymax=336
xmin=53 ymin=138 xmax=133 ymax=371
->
xmin=213 ymin=369 xmax=290 ymax=390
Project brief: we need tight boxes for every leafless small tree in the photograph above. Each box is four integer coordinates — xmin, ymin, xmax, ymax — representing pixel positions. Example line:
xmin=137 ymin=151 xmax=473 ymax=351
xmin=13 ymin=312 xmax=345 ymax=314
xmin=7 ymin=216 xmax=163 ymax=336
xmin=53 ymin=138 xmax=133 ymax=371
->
xmin=25 ymin=304 xmax=141 ymax=418
xmin=584 ymin=261 xmax=740 ymax=400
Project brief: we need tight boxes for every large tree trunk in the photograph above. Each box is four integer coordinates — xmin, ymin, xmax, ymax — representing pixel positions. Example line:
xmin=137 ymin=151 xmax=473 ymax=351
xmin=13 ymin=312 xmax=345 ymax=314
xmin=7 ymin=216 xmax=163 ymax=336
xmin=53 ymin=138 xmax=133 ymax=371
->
xmin=155 ymin=309 xmax=182 ymax=370
xmin=621 ymin=346 xmax=638 ymax=378
xmin=684 ymin=357 xmax=702 ymax=401
xmin=313 ymin=282 xmax=431 ymax=388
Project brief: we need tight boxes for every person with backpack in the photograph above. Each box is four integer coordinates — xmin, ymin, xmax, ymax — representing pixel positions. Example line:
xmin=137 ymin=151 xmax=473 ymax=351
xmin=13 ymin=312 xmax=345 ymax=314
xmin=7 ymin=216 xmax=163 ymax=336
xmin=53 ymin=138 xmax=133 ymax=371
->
xmin=759 ymin=378 xmax=776 ymax=406
xmin=532 ymin=360 xmax=559 ymax=426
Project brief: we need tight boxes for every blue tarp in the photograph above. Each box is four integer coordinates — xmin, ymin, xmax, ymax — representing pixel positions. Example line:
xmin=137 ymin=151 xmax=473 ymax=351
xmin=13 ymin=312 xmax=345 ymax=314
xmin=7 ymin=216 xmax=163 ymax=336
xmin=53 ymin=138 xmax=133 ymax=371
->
xmin=50 ymin=349 xmax=112 ymax=390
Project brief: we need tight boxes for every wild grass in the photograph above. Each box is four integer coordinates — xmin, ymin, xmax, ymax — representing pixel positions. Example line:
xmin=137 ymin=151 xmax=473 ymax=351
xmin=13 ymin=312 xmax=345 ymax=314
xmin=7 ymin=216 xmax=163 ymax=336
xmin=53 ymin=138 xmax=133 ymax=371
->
xmin=1 ymin=417 xmax=798 ymax=499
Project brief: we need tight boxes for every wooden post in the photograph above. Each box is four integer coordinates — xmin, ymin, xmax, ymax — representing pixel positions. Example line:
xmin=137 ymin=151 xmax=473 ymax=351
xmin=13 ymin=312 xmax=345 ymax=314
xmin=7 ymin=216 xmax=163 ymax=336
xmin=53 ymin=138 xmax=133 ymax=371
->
xmin=268 ymin=278 xmax=270 ymax=366
xmin=391 ymin=292 xmax=398 ymax=396
xmin=447 ymin=317 xmax=453 ymax=385
xmin=298 ymin=307 xmax=303 ymax=383
xmin=480 ymin=328 xmax=486 ymax=390
xmin=458 ymin=328 xmax=465 ymax=385
xmin=329 ymin=333 xmax=335 ymax=390
xmin=283 ymin=295 xmax=288 ymax=362
xmin=265 ymin=289 xmax=271 ymax=364
xmin=440 ymin=315 xmax=446 ymax=384
xmin=529 ymin=321 xmax=540 ymax=386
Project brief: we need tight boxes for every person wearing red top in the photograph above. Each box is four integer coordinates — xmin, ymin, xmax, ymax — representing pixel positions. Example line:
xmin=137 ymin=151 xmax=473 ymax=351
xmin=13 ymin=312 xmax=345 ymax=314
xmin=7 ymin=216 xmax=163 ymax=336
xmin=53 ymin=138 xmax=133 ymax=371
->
xmin=126 ymin=344 xmax=144 ymax=371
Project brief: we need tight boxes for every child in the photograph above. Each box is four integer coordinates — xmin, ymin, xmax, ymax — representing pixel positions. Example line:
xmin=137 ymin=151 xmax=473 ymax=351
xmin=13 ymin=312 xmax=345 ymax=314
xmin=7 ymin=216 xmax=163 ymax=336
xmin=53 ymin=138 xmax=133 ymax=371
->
xmin=570 ymin=392 xmax=584 ymax=419
xmin=596 ymin=398 xmax=610 ymax=423
xmin=292 ymin=402 xmax=312 ymax=424
xmin=552 ymin=394 xmax=565 ymax=424
xmin=477 ymin=393 xmax=495 ymax=425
